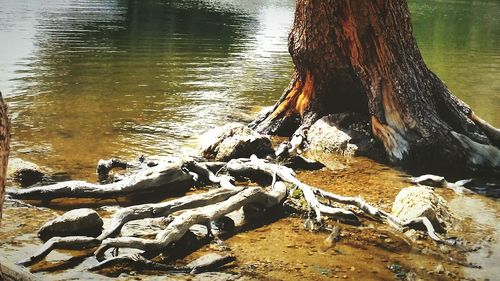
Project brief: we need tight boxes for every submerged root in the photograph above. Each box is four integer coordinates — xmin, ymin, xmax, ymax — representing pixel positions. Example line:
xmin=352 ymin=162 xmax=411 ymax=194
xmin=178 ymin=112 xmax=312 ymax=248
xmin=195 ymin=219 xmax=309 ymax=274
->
xmin=89 ymin=253 xmax=236 ymax=275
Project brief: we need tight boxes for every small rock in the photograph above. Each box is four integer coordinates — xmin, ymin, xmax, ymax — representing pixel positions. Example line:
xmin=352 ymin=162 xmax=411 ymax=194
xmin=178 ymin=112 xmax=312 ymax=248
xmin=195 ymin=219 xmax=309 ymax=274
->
xmin=198 ymin=123 xmax=274 ymax=161
xmin=307 ymin=113 xmax=385 ymax=160
xmin=392 ymin=185 xmax=455 ymax=233
xmin=435 ymin=263 xmax=445 ymax=274
xmin=322 ymin=226 xmax=341 ymax=250
xmin=38 ymin=208 xmax=103 ymax=241
xmin=212 ymin=216 xmax=235 ymax=234
xmin=8 ymin=158 xmax=48 ymax=187
xmin=303 ymin=218 xmax=320 ymax=232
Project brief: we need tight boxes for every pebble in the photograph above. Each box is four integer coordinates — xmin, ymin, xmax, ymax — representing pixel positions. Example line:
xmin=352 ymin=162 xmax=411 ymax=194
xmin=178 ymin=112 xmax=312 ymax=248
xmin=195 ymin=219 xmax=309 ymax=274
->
xmin=435 ymin=263 xmax=445 ymax=274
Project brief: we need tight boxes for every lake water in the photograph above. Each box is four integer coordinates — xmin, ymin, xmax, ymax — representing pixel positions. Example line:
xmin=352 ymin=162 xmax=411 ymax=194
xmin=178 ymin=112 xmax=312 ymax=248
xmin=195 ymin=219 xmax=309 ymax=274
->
xmin=0 ymin=1 xmax=499 ymax=280
xmin=0 ymin=0 xmax=499 ymax=179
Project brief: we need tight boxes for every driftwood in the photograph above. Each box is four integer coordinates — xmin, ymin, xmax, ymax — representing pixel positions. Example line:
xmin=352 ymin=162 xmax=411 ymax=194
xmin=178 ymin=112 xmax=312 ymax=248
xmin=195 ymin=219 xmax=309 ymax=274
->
xmin=408 ymin=174 xmax=474 ymax=194
xmin=94 ymin=182 xmax=287 ymax=259
xmin=18 ymin=187 xmax=241 ymax=266
xmin=225 ymin=157 xmax=448 ymax=243
xmin=7 ymin=157 xmax=236 ymax=202
xmin=0 ymin=256 xmax=39 ymax=281
xmin=14 ymin=155 xmax=458 ymax=274
xmin=7 ymin=158 xmax=193 ymax=201
xmin=96 ymin=158 xmax=131 ymax=182
xmin=18 ymin=237 xmax=101 ymax=266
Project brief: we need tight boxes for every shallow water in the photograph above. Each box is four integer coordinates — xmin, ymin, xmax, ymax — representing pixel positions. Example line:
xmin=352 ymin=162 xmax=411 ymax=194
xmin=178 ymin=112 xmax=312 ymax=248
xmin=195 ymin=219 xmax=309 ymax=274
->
xmin=0 ymin=0 xmax=499 ymax=280
xmin=0 ymin=0 xmax=499 ymax=179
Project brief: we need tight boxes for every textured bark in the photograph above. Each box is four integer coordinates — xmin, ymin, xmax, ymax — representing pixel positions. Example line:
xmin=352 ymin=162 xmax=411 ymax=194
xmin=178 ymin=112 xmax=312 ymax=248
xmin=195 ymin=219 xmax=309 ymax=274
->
xmin=251 ymin=0 xmax=500 ymax=175
xmin=0 ymin=92 xmax=10 ymax=223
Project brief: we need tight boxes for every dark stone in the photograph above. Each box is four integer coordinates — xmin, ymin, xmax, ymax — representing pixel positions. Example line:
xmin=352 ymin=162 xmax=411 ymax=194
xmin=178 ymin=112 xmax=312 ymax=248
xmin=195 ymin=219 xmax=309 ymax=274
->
xmin=307 ymin=113 xmax=385 ymax=161
xmin=198 ymin=123 xmax=274 ymax=161
xmin=38 ymin=208 xmax=103 ymax=241
xmin=8 ymin=159 xmax=47 ymax=187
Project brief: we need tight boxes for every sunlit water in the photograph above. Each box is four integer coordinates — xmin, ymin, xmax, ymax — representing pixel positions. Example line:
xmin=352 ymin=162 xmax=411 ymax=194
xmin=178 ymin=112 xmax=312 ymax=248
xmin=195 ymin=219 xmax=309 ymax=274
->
xmin=0 ymin=0 xmax=498 ymax=179
xmin=0 ymin=0 xmax=499 ymax=280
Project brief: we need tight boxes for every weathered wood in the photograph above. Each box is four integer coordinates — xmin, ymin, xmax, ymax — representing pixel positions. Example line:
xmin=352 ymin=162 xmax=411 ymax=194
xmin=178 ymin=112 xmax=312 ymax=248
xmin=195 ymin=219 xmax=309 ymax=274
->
xmin=17 ymin=187 xmax=241 ymax=266
xmin=183 ymin=160 xmax=235 ymax=188
xmin=15 ymin=157 xmax=461 ymax=270
xmin=409 ymin=174 xmax=474 ymax=194
xmin=96 ymin=158 xmax=130 ymax=181
xmin=0 ymin=92 xmax=10 ymax=222
xmin=0 ymin=256 xmax=39 ymax=281
xmin=94 ymin=183 xmax=287 ymax=259
xmin=89 ymin=253 xmax=235 ymax=274
xmin=98 ymin=187 xmax=240 ymax=240
xmin=7 ymin=158 xmax=194 ymax=201
xmin=225 ymin=157 xmax=359 ymax=223
xmin=225 ymin=156 xmax=452 ymax=244
xmin=18 ymin=237 xmax=101 ymax=266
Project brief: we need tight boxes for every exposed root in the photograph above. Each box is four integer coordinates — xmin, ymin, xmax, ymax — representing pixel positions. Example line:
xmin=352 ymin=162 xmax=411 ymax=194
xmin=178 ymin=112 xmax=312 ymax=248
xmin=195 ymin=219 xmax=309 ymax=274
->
xmin=18 ymin=236 xmax=100 ymax=266
xmin=225 ymin=156 xmax=455 ymax=243
xmin=7 ymin=158 xmax=194 ymax=201
xmin=275 ymin=125 xmax=309 ymax=158
xmin=183 ymin=160 xmax=235 ymax=188
xmin=97 ymin=187 xmax=239 ymax=240
xmin=371 ymin=116 xmax=409 ymax=161
xmin=94 ymin=183 xmax=287 ymax=259
xmin=226 ymin=157 xmax=365 ymax=224
xmin=402 ymin=217 xmax=444 ymax=243
xmin=409 ymin=174 xmax=475 ymax=194
xmin=451 ymin=131 xmax=500 ymax=174
xmin=470 ymin=112 xmax=500 ymax=147
xmin=97 ymin=158 xmax=132 ymax=182
xmin=14 ymin=156 xmax=464 ymax=272
xmin=17 ymin=187 xmax=240 ymax=266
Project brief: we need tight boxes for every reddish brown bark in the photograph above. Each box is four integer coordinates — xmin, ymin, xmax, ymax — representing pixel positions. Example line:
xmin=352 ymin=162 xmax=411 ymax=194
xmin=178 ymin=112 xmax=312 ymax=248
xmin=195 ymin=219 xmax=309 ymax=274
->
xmin=251 ymin=0 xmax=500 ymax=175
xmin=0 ymin=92 xmax=10 ymax=223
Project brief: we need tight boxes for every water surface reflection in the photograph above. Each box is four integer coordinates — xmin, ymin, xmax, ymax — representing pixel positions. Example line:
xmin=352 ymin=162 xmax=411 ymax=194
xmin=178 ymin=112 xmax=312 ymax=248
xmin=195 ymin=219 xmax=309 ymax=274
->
xmin=0 ymin=0 xmax=498 ymax=180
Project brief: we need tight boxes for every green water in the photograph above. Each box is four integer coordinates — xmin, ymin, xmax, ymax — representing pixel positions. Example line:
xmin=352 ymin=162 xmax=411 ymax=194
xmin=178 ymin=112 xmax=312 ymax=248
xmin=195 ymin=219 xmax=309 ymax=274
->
xmin=0 ymin=0 xmax=499 ymax=179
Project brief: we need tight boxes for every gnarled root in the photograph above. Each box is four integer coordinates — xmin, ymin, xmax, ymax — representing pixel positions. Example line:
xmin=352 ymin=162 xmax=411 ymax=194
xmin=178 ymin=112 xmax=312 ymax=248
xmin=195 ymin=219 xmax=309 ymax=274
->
xmin=18 ymin=236 xmax=100 ymax=266
xmin=224 ymin=156 xmax=451 ymax=243
xmin=94 ymin=183 xmax=287 ymax=259
xmin=7 ymin=158 xmax=194 ymax=201
xmin=17 ymin=156 xmax=459 ymax=271
xmin=7 ymin=157 xmax=235 ymax=202
xmin=17 ymin=187 xmax=241 ymax=266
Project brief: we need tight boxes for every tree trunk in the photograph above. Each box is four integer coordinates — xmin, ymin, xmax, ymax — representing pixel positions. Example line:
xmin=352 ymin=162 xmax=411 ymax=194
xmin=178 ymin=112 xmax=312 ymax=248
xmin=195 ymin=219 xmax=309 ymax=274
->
xmin=0 ymin=92 xmax=10 ymax=223
xmin=251 ymin=0 xmax=500 ymax=175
